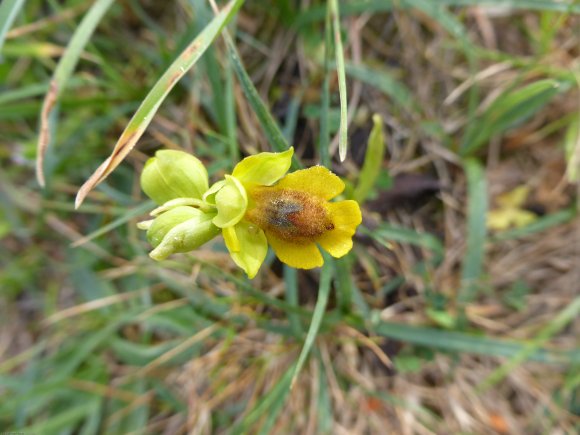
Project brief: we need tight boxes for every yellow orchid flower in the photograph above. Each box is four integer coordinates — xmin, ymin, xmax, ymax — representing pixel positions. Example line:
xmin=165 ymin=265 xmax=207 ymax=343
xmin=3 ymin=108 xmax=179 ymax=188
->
xmin=139 ymin=147 xmax=362 ymax=279
xmin=206 ymin=147 xmax=362 ymax=278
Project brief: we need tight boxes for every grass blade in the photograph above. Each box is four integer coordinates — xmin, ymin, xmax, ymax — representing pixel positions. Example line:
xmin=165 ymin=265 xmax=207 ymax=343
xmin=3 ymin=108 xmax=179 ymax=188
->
xmin=343 ymin=62 xmax=418 ymax=113
xmin=218 ymin=30 xmax=305 ymax=171
xmin=459 ymin=158 xmax=488 ymax=309
xmin=206 ymin=0 xmax=294 ymax=160
xmin=233 ymin=363 xmax=296 ymax=434
xmin=297 ymin=1 xmax=580 ymax=26
xmin=24 ymin=400 xmax=100 ymax=434
xmin=439 ymin=0 xmax=580 ymax=13
xmin=290 ymin=258 xmax=334 ymax=388
xmin=564 ymin=115 xmax=580 ymax=182
xmin=461 ymin=79 xmax=569 ymax=155
xmin=70 ymin=200 xmax=154 ymax=247
xmin=405 ymin=0 xmax=472 ymax=47
xmin=0 ymin=79 xmax=83 ymax=105
xmin=318 ymin=1 xmax=332 ymax=167
xmin=193 ymin=0 xmax=239 ymax=163
xmin=316 ymin=356 xmax=333 ymax=433
xmin=330 ymin=0 xmax=348 ymax=161
xmin=335 ymin=257 xmax=353 ymax=313
xmin=353 ymin=114 xmax=386 ymax=203
xmin=216 ymin=30 xmax=302 ymax=169
xmin=362 ymin=223 xmax=444 ymax=259
xmin=284 ymin=265 xmax=303 ymax=337
xmin=75 ymin=0 xmax=244 ymax=208
xmin=491 ymin=207 xmax=577 ymax=241
xmin=36 ymin=0 xmax=116 ymax=187
xmin=224 ymin=35 xmax=287 ymax=155
xmin=480 ymin=296 xmax=580 ymax=390
xmin=373 ymin=321 xmax=579 ymax=364
xmin=0 ymin=0 xmax=25 ymax=55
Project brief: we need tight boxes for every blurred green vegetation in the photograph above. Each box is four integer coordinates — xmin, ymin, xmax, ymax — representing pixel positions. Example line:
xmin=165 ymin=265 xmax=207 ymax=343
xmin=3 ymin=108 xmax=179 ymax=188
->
xmin=1 ymin=0 xmax=579 ymax=433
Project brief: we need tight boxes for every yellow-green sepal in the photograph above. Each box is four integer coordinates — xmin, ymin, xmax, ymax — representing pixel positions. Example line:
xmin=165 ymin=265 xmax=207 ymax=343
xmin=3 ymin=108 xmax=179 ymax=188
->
xmin=223 ymin=221 xmax=268 ymax=279
xmin=211 ymin=175 xmax=248 ymax=228
xmin=232 ymin=147 xmax=293 ymax=186
xmin=141 ymin=150 xmax=209 ymax=204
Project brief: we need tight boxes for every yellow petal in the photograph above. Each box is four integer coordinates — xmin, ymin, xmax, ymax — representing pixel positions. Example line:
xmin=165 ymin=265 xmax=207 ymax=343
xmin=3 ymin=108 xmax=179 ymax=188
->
xmin=212 ymin=175 xmax=248 ymax=228
xmin=487 ymin=209 xmax=513 ymax=231
xmin=487 ymin=208 xmax=537 ymax=231
xmin=327 ymin=200 xmax=362 ymax=229
xmin=317 ymin=229 xmax=354 ymax=258
xmin=224 ymin=221 xmax=268 ymax=279
xmin=275 ymin=166 xmax=344 ymax=200
xmin=267 ymin=233 xmax=323 ymax=269
xmin=496 ymin=186 xmax=530 ymax=208
xmin=317 ymin=200 xmax=361 ymax=258
xmin=232 ymin=148 xmax=293 ymax=186
xmin=223 ymin=226 xmax=240 ymax=252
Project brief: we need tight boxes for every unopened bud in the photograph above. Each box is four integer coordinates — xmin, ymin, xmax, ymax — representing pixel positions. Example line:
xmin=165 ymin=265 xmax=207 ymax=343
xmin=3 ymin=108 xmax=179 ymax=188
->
xmin=146 ymin=206 xmax=219 ymax=260
xmin=141 ymin=150 xmax=209 ymax=205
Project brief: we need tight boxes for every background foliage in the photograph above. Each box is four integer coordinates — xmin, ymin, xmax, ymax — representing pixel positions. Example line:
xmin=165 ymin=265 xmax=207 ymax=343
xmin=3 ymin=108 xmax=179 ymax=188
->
xmin=1 ymin=0 xmax=579 ymax=433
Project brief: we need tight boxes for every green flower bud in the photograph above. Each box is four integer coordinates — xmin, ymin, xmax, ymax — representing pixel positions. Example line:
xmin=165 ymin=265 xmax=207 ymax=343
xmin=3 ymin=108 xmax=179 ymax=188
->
xmin=141 ymin=150 xmax=209 ymax=205
xmin=146 ymin=206 xmax=219 ymax=260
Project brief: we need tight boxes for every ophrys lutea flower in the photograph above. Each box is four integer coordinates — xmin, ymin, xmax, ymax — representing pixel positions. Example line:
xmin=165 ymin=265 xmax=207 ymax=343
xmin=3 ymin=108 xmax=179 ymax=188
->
xmin=139 ymin=147 xmax=362 ymax=278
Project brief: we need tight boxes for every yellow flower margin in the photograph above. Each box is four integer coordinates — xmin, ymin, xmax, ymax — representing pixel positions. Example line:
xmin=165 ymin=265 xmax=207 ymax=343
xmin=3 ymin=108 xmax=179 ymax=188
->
xmin=204 ymin=147 xmax=362 ymax=278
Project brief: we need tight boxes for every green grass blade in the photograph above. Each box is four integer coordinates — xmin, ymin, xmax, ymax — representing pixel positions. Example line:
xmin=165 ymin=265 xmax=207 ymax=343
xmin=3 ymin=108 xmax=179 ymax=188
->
xmin=330 ymin=0 xmax=348 ymax=161
xmin=297 ymin=1 xmax=580 ymax=26
xmin=316 ymin=356 xmax=333 ymax=433
xmin=439 ymin=0 xmax=580 ymax=13
xmin=36 ymin=0 xmax=116 ymax=187
xmin=290 ymin=257 xmax=334 ymax=388
xmin=284 ymin=265 xmax=303 ymax=337
xmin=405 ymin=0 xmax=473 ymax=48
xmin=221 ymin=31 xmax=301 ymax=170
xmin=0 ymin=0 xmax=25 ymax=55
xmin=53 ymin=310 xmax=143 ymax=380
xmin=491 ymin=207 xmax=577 ymax=241
xmin=258 ymin=377 xmax=295 ymax=434
xmin=192 ymin=0 xmax=239 ymax=163
xmin=373 ymin=321 xmax=579 ymax=364
xmin=282 ymin=92 xmax=302 ymax=144
xmin=0 ymin=79 xmax=83 ymax=105
xmin=480 ymin=296 xmax=580 ymax=390
xmin=461 ymin=79 xmax=569 ymax=155
xmin=335 ymin=256 xmax=353 ymax=313
xmin=224 ymin=53 xmax=238 ymax=162
xmin=362 ymin=223 xmax=444 ymax=259
xmin=343 ymin=62 xmax=418 ymax=113
xmin=70 ymin=200 xmax=154 ymax=247
xmin=233 ymin=363 xmax=296 ymax=434
xmin=564 ymin=114 xmax=580 ymax=182
xmin=353 ymin=114 xmax=386 ymax=203
xmin=296 ymin=1 xmax=395 ymax=25
xmin=193 ymin=263 xmax=311 ymax=317
xmin=24 ymin=400 xmax=100 ymax=434
xmin=319 ymin=2 xmax=333 ymax=167
xmin=50 ymin=0 xmax=114 ymax=95
xmin=75 ymin=0 xmax=244 ymax=208
xmin=459 ymin=158 xmax=488 ymax=309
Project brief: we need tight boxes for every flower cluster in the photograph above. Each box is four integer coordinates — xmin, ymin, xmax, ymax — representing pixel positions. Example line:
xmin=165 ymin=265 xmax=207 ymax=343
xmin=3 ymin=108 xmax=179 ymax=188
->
xmin=138 ymin=147 xmax=362 ymax=278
